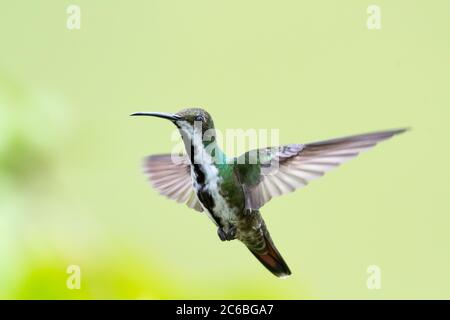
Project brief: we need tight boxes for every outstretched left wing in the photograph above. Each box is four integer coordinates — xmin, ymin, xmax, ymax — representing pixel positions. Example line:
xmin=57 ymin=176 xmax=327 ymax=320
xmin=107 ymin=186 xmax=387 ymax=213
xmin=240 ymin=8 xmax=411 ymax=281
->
xmin=235 ymin=129 xmax=407 ymax=210
xmin=143 ymin=154 xmax=203 ymax=212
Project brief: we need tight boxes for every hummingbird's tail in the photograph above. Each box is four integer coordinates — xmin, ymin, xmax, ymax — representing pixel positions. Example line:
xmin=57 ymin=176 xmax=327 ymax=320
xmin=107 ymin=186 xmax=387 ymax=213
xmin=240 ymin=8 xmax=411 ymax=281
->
xmin=247 ymin=231 xmax=291 ymax=278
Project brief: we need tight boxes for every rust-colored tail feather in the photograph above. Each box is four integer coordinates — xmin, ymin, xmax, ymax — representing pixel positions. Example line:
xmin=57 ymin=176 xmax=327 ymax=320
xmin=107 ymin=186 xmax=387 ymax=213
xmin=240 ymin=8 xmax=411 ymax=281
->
xmin=249 ymin=233 xmax=291 ymax=278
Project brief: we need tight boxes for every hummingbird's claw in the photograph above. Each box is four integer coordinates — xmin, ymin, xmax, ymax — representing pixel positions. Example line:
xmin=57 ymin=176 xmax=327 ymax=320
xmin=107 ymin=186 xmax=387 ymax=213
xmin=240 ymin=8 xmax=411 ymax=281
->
xmin=217 ymin=226 xmax=236 ymax=241
xmin=217 ymin=227 xmax=227 ymax=241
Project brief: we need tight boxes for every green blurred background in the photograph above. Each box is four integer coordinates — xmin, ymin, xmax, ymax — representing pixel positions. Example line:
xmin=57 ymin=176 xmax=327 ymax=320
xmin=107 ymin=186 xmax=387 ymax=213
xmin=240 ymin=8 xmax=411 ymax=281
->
xmin=0 ymin=1 xmax=449 ymax=299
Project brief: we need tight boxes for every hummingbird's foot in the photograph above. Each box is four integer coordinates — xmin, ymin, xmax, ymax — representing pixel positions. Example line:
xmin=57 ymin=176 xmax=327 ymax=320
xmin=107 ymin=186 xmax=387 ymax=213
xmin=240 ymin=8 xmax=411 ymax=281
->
xmin=217 ymin=227 xmax=227 ymax=241
xmin=217 ymin=226 xmax=236 ymax=241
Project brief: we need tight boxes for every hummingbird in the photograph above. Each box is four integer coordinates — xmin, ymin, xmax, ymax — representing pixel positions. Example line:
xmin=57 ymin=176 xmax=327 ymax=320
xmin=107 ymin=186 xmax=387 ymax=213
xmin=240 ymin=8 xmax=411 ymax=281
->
xmin=131 ymin=108 xmax=407 ymax=278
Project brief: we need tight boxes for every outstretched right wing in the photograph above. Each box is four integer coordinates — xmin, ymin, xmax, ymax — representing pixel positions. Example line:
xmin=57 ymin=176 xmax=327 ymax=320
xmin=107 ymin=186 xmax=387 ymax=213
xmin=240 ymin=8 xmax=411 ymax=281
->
xmin=143 ymin=154 xmax=203 ymax=212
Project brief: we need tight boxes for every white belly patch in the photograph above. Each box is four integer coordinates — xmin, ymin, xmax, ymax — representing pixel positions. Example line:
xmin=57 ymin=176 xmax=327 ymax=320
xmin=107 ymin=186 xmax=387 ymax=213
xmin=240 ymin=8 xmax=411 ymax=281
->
xmin=178 ymin=121 xmax=236 ymax=225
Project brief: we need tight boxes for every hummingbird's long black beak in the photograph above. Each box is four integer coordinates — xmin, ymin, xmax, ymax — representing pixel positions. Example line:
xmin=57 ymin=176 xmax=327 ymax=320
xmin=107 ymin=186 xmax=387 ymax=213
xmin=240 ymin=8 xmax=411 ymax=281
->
xmin=130 ymin=112 xmax=182 ymax=122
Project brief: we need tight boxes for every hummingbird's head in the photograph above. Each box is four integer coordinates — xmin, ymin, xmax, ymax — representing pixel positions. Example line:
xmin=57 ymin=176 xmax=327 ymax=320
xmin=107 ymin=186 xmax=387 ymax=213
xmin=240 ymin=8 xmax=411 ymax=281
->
xmin=131 ymin=107 xmax=214 ymax=132
xmin=175 ymin=107 xmax=214 ymax=131
xmin=131 ymin=107 xmax=217 ymax=153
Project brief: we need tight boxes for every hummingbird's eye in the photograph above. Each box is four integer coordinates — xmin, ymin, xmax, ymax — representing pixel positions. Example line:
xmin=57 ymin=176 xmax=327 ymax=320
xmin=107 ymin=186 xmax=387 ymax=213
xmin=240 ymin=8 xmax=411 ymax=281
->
xmin=194 ymin=115 xmax=203 ymax=122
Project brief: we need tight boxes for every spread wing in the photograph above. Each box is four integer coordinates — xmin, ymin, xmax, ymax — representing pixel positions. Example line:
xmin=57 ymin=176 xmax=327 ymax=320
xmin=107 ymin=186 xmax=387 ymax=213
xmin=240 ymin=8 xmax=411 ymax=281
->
xmin=142 ymin=154 xmax=203 ymax=212
xmin=236 ymin=129 xmax=408 ymax=210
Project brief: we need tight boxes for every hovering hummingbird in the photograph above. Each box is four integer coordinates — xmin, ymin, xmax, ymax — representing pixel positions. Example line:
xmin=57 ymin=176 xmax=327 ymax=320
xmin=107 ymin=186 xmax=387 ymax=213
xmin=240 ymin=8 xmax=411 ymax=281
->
xmin=131 ymin=108 xmax=406 ymax=278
